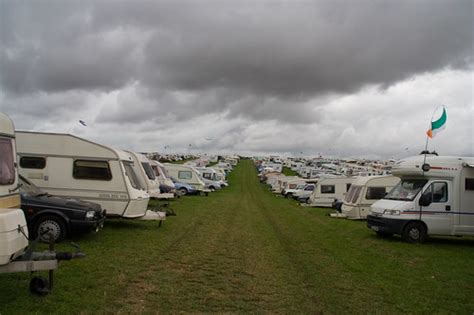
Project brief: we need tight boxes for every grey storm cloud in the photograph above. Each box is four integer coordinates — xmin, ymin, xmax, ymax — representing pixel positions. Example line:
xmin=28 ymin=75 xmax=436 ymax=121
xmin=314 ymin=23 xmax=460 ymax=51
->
xmin=1 ymin=0 xmax=472 ymax=124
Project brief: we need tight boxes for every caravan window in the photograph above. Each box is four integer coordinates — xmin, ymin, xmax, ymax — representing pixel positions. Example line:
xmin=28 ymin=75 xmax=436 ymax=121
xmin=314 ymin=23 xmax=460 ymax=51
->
xmin=122 ymin=161 xmax=142 ymax=189
xmin=73 ymin=160 xmax=112 ymax=180
xmin=351 ymin=186 xmax=362 ymax=203
xmin=178 ymin=170 xmax=192 ymax=180
xmin=20 ymin=156 xmax=46 ymax=169
xmin=0 ymin=138 xmax=15 ymax=185
xmin=141 ymin=162 xmax=156 ymax=180
xmin=321 ymin=185 xmax=335 ymax=194
xmin=346 ymin=183 xmax=352 ymax=192
xmin=466 ymin=178 xmax=474 ymax=191
xmin=366 ymin=187 xmax=386 ymax=200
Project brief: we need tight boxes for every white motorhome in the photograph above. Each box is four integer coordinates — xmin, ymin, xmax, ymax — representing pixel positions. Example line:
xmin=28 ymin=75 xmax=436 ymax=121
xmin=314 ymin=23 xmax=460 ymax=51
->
xmin=16 ymin=131 xmax=150 ymax=218
xmin=163 ymin=164 xmax=206 ymax=192
xmin=0 ymin=113 xmax=28 ymax=265
xmin=128 ymin=152 xmax=161 ymax=198
xmin=340 ymin=175 xmax=400 ymax=219
xmin=368 ymin=155 xmax=474 ymax=243
xmin=308 ymin=177 xmax=355 ymax=208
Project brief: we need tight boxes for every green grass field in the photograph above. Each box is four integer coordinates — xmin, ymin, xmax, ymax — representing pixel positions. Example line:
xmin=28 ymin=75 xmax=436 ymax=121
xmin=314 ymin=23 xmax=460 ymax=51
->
xmin=1 ymin=160 xmax=473 ymax=313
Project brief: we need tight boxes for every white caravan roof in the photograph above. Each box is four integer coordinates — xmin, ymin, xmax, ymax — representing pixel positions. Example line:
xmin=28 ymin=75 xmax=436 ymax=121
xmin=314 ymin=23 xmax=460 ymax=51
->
xmin=0 ymin=113 xmax=14 ymax=136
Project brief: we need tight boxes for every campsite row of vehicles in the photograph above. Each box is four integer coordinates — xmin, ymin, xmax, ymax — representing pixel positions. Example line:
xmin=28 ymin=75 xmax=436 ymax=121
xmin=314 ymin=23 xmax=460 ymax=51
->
xmin=258 ymin=155 xmax=474 ymax=243
xmin=0 ymin=112 xmax=233 ymax=294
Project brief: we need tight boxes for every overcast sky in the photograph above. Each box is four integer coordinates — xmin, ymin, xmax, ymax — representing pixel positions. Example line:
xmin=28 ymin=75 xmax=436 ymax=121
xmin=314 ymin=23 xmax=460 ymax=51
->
xmin=1 ymin=0 xmax=472 ymax=159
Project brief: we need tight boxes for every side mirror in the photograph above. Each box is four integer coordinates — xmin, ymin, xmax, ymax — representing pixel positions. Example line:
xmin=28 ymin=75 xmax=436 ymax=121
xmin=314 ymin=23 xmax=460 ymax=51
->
xmin=419 ymin=192 xmax=432 ymax=207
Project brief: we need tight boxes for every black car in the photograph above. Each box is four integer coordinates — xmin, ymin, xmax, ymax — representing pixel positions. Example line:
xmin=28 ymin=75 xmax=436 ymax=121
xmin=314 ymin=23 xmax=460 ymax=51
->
xmin=19 ymin=175 xmax=106 ymax=242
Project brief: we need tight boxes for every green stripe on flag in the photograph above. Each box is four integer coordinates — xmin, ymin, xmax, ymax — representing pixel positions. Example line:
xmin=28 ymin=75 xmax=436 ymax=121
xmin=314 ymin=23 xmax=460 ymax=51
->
xmin=431 ymin=107 xmax=447 ymax=130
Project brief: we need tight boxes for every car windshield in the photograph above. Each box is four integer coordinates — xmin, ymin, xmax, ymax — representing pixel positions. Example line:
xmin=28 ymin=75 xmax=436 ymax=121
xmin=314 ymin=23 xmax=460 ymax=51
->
xmin=19 ymin=175 xmax=45 ymax=197
xmin=385 ymin=179 xmax=427 ymax=201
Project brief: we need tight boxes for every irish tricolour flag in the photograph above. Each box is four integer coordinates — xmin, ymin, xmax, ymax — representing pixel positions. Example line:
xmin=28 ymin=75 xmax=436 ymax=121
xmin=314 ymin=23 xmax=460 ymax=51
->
xmin=426 ymin=106 xmax=447 ymax=138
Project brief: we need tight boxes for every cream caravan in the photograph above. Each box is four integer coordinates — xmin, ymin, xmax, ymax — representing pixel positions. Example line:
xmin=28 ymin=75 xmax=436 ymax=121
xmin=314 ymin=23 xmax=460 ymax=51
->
xmin=368 ymin=155 xmax=474 ymax=243
xmin=0 ymin=113 xmax=28 ymax=265
xmin=163 ymin=164 xmax=207 ymax=192
xmin=16 ymin=131 xmax=150 ymax=218
xmin=308 ymin=177 xmax=355 ymax=208
xmin=128 ymin=152 xmax=162 ymax=198
xmin=340 ymin=175 xmax=400 ymax=219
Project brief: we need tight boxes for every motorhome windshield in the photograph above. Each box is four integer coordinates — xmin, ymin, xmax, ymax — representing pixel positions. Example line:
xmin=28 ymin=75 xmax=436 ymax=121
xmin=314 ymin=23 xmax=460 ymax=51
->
xmin=0 ymin=137 xmax=15 ymax=185
xmin=141 ymin=162 xmax=156 ymax=180
xmin=123 ymin=161 xmax=144 ymax=190
xmin=384 ymin=179 xmax=427 ymax=201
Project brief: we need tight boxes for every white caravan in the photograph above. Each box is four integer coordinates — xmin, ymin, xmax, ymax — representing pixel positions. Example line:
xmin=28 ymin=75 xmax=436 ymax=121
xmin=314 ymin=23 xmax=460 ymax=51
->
xmin=368 ymin=155 xmax=474 ymax=243
xmin=340 ymin=175 xmax=400 ymax=219
xmin=163 ymin=164 xmax=206 ymax=192
xmin=128 ymin=152 xmax=161 ymax=198
xmin=282 ymin=178 xmax=311 ymax=197
xmin=0 ymin=113 xmax=28 ymax=265
xmin=309 ymin=177 xmax=356 ymax=208
xmin=150 ymin=161 xmax=175 ymax=188
xmin=16 ymin=131 xmax=150 ymax=218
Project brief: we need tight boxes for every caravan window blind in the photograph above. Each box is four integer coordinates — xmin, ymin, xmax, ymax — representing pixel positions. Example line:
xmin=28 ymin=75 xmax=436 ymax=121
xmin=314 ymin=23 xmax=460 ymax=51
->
xmin=321 ymin=185 xmax=335 ymax=194
xmin=0 ymin=138 xmax=15 ymax=185
xmin=73 ymin=160 xmax=112 ymax=180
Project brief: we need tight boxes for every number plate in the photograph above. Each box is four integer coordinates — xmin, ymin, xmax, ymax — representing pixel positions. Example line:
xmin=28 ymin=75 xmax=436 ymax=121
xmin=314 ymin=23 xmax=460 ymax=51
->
xmin=371 ymin=226 xmax=379 ymax=232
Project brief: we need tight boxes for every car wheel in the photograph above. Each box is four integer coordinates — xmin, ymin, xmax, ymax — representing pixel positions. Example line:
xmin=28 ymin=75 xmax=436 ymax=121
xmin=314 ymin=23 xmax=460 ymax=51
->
xmin=287 ymin=193 xmax=293 ymax=199
xmin=209 ymin=186 xmax=215 ymax=191
xmin=33 ymin=215 xmax=67 ymax=243
xmin=402 ymin=222 xmax=427 ymax=243
xmin=179 ymin=187 xmax=188 ymax=195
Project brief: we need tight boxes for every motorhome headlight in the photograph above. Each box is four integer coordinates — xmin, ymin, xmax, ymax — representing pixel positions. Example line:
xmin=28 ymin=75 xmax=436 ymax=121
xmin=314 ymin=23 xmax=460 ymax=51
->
xmin=383 ymin=209 xmax=400 ymax=216
xmin=86 ymin=211 xmax=95 ymax=220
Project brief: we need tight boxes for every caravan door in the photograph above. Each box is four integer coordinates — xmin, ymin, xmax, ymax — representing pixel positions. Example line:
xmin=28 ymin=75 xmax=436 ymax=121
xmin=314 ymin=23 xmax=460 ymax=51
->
xmin=420 ymin=181 xmax=453 ymax=235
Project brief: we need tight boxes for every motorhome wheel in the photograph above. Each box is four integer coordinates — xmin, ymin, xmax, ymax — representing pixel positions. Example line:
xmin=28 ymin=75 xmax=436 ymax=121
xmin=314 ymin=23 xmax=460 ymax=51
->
xmin=29 ymin=276 xmax=50 ymax=295
xmin=402 ymin=222 xmax=427 ymax=244
xmin=34 ymin=215 xmax=67 ymax=242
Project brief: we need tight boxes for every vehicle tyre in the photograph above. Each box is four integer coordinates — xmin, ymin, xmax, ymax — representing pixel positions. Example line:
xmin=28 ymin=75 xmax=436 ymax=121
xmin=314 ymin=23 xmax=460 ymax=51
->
xmin=402 ymin=222 xmax=427 ymax=243
xmin=30 ymin=276 xmax=50 ymax=296
xmin=287 ymin=193 xmax=293 ymax=199
xmin=376 ymin=231 xmax=393 ymax=238
xmin=33 ymin=215 xmax=67 ymax=243
xmin=209 ymin=186 xmax=215 ymax=191
xmin=179 ymin=188 xmax=188 ymax=195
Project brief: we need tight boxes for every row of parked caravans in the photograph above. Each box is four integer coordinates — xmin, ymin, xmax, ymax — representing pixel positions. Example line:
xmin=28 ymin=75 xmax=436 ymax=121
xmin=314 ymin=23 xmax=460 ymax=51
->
xmin=259 ymin=155 xmax=474 ymax=242
xmin=261 ymin=169 xmax=400 ymax=219
xmin=15 ymin=131 xmax=231 ymax=219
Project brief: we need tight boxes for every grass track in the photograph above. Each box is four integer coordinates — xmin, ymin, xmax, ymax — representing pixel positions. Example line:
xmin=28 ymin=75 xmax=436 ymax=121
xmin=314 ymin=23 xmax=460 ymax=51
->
xmin=1 ymin=160 xmax=473 ymax=313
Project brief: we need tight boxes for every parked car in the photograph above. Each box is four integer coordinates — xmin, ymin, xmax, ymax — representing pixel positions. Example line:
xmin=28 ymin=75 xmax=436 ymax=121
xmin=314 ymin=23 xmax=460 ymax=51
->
xmin=170 ymin=177 xmax=198 ymax=195
xmin=19 ymin=175 xmax=106 ymax=242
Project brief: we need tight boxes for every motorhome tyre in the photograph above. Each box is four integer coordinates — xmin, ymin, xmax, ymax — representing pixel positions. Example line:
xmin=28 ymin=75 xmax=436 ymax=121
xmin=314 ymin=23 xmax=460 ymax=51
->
xmin=33 ymin=215 xmax=67 ymax=243
xmin=402 ymin=222 xmax=427 ymax=244
xmin=29 ymin=276 xmax=50 ymax=295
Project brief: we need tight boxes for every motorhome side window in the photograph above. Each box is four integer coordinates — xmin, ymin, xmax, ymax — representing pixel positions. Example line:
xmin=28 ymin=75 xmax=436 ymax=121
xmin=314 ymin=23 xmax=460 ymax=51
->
xmin=178 ymin=171 xmax=192 ymax=180
xmin=321 ymin=185 xmax=335 ymax=194
xmin=73 ymin=160 xmax=112 ymax=180
xmin=0 ymin=138 xmax=15 ymax=185
xmin=430 ymin=182 xmax=448 ymax=203
xmin=465 ymin=178 xmax=474 ymax=191
xmin=366 ymin=187 xmax=386 ymax=200
xmin=20 ymin=156 xmax=46 ymax=169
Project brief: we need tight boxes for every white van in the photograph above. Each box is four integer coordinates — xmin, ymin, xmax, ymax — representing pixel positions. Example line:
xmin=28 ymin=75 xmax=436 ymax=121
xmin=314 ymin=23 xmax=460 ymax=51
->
xmin=128 ymin=152 xmax=161 ymax=198
xmin=16 ymin=131 xmax=150 ymax=218
xmin=309 ymin=177 xmax=355 ymax=208
xmin=340 ymin=175 xmax=400 ymax=219
xmin=0 ymin=113 xmax=29 ymax=265
xmin=368 ymin=155 xmax=474 ymax=243
xmin=163 ymin=164 xmax=207 ymax=192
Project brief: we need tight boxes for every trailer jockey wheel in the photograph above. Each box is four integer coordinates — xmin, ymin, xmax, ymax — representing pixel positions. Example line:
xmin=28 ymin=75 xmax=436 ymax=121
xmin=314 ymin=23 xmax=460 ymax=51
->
xmin=30 ymin=276 xmax=50 ymax=296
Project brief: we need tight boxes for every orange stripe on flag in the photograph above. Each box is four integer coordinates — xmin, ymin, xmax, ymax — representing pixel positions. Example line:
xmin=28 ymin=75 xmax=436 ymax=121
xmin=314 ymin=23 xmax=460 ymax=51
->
xmin=426 ymin=129 xmax=433 ymax=138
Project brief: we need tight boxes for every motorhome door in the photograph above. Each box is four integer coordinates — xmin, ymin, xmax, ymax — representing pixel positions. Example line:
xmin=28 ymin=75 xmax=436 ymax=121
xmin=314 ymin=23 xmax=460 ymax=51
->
xmin=420 ymin=180 xmax=453 ymax=235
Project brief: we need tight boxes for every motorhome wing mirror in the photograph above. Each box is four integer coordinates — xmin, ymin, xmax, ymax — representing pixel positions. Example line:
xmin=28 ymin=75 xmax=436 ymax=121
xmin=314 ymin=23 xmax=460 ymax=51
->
xmin=419 ymin=192 xmax=432 ymax=207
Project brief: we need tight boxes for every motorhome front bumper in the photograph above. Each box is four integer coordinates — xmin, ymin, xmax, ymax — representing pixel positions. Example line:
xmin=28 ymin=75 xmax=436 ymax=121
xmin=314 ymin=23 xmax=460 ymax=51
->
xmin=367 ymin=215 xmax=410 ymax=235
